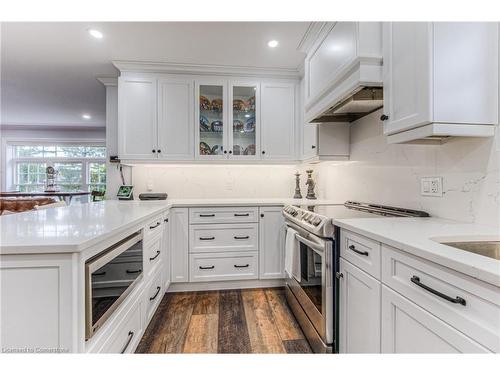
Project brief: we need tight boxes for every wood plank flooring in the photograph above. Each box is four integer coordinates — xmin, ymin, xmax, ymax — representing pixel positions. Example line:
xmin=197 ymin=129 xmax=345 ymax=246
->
xmin=136 ymin=288 xmax=312 ymax=354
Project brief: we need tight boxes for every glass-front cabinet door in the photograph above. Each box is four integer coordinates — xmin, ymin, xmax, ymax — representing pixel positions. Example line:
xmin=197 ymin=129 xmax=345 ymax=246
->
xmin=196 ymin=82 xmax=228 ymax=159
xmin=230 ymin=83 xmax=259 ymax=159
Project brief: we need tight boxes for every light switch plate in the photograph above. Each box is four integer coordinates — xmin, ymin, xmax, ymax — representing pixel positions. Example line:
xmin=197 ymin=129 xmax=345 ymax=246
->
xmin=421 ymin=177 xmax=443 ymax=197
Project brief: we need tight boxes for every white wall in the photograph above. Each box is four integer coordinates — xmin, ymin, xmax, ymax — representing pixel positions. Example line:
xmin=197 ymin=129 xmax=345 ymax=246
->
xmin=303 ymin=109 xmax=500 ymax=227
xmin=132 ymin=164 xmax=299 ymax=199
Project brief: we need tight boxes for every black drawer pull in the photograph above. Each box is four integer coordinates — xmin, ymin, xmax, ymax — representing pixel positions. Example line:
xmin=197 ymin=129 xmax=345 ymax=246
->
xmin=149 ymin=250 xmax=161 ymax=261
xmin=149 ymin=222 xmax=161 ymax=229
xmin=200 ymin=236 xmax=215 ymax=241
xmin=126 ymin=269 xmax=142 ymax=274
xmin=199 ymin=214 xmax=215 ymax=217
xmin=94 ymin=271 xmax=106 ymax=276
xmin=348 ymin=244 xmax=369 ymax=256
xmin=199 ymin=265 xmax=215 ymax=270
xmin=164 ymin=218 xmax=168 ymax=223
xmin=234 ymin=236 xmax=250 ymax=240
xmin=234 ymin=213 xmax=249 ymax=217
xmin=410 ymin=276 xmax=466 ymax=306
xmin=234 ymin=264 xmax=250 ymax=268
xmin=149 ymin=286 xmax=161 ymax=301
xmin=121 ymin=331 xmax=134 ymax=354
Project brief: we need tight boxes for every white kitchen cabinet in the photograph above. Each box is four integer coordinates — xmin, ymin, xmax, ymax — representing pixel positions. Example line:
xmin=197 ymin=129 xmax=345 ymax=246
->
xmin=118 ymin=76 xmax=158 ymax=159
xmin=259 ymin=206 xmax=286 ymax=279
xmin=339 ymin=258 xmax=381 ymax=353
xmin=381 ymin=286 xmax=490 ymax=353
xmin=157 ymin=78 xmax=194 ymax=160
xmin=382 ymin=22 xmax=498 ymax=143
xmin=261 ymin=82 xmax=296 ymax=160
xmin=162 ymin=211 xmax=171 ymax=288
xmin=317 ymin=124 xmax=350 ymax=160
xmin=170 ymin=207 xmax=189 ymax=283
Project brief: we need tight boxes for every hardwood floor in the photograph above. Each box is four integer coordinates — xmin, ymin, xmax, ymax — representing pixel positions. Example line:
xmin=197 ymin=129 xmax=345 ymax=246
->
xmin=136 ymin=287 xmax=312 ymax=354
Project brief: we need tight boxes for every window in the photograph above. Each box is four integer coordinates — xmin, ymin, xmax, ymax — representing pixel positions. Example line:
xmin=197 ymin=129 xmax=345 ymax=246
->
xmin=10 ymin=144 xmax=106 ymax=193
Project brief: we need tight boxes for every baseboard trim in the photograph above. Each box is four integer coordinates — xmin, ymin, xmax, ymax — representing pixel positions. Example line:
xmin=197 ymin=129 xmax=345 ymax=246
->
xmin=167 ymin=279 xmax=285 ymax=292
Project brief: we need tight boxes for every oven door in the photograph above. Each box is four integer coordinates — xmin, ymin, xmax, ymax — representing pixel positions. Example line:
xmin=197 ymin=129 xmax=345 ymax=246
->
xmin=286 ymin=224 xmax=334 ymax=346
xmin=85 ymin=231 xmax=143 ymax=340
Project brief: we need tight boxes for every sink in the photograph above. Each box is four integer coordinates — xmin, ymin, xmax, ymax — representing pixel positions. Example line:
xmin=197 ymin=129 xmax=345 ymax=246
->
xmin=441 ymin=241 xmax=500 ymax=261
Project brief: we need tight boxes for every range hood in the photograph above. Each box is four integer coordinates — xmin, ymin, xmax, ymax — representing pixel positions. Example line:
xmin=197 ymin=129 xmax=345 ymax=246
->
xmin=309 ymin=87 xmax=383 ymax=123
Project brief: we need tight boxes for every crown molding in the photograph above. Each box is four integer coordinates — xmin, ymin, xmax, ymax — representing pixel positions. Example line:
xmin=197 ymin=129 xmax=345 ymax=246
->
xmin=296 ymin=22 xmax=329 ymax=54
xmin=0 ymin=123 xmax=105 ymax=131
xmin=112 ymin=60 xmax=300 ymax=79
xmin=96 ymin=76 xmax=118 ymax=87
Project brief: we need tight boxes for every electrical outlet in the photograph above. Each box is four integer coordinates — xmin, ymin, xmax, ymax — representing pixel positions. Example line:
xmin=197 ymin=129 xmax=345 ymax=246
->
xmin=421 ymin=177 xmax=443 ymax=197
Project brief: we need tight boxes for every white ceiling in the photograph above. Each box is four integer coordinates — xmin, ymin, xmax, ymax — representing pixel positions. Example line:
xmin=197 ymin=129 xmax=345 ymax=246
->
xmin=1 ymin=22 xmax=309 ymax=128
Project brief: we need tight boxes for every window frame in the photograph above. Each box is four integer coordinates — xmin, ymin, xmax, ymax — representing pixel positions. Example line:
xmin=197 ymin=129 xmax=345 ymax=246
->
xmin=8 ymin=141 xmax=106 ymax=193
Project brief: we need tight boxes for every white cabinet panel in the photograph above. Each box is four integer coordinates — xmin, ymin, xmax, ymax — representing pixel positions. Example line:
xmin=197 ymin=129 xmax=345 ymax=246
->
xmin=261 ymin=82 xmax=296 ymax=160
xmin=118 ymin=77 xmax=157 ymax=159
xmin=381 ymin=286 xmax=490 ymax=353
xmin=157 ymin=79 xmax=194 ymax=160
xmin=340 ymin=229 xmax=381 ymax=279
xmin=189 ymin=206 xmax=258 ymax=224
xmin=259 ymin=206 xmax=285 ymax=279
xmin=339 ymin=258 xmax=381 ymax=353
xmin=170 ymin=208 xmax=189 ymax=283
xmin=189 ymin=251 xmax=258 ymax=282
xmin=189 ymin=223 xmax=258 ymax=254
xmin=162 ymin=212 xmax=171 ymax=288
xmin=382 ymin=22 xmax=432 ymax=134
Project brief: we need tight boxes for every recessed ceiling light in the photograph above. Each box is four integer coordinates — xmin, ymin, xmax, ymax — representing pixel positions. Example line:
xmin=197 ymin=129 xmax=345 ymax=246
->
xmin=267 ymin=40 xmax=279 ymax=48
xmin=82 ymin=114 xmax=92 ymax=120
xmin=88 ymin=29 xmax=103 ymax=39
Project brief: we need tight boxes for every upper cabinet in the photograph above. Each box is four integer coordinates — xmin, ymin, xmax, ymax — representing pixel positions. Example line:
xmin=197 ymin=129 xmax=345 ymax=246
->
xmin=261 ymin=82 xmax=296 ymax=160
xmin=118 ymin=75 xmax=194 ymax=160
xmin=118 ymin=77 xmax=158 ymax=159
xmin=382 ymin=22 xmax=499 ymax=143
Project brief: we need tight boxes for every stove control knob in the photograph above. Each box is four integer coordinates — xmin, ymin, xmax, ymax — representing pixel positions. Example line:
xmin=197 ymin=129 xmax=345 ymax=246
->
xmin=313 ymin=218 xmax=322 ymax=226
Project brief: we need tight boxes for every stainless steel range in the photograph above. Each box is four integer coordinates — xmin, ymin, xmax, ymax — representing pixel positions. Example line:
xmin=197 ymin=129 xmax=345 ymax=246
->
xmin=282 ymin=201 xmax=429 ymax=353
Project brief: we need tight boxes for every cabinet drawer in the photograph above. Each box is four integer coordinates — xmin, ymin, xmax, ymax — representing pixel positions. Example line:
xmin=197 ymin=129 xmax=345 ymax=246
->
xmin=144 ymin=215 xmax=163 ymax=238
xmin=189 ymin=251 xmax=258 ymax=282
xmin=144 ymin=234 xmax=162 ymax=277
xmin=144 ymin=268 xmax=164 ymax=324
xmin=381 ymin=285 xmax=490 ymax=353
xmin=189 ymin=206 xmax=258 ymax=224
xmin=100 ymin=300 xmax=143 ymax=353
xmin=340 ymin=230 xmax=381 ymax=278
xmin=189 ymin=223 xmax=258 ymax=253
xmin=381 ymin=244 xmax=500 ymax=352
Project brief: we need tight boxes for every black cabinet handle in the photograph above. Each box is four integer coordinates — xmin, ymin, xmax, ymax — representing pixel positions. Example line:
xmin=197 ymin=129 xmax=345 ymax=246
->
xmin=261 ymin=150 xmax=265 ymax=154
xmin=260 ymin=213 xmax=264 ymax=218
xmin=229 ymin=150 xmax=233 ymax=154
xmin=157 ymin=149 xmax=161 ymax=153
xmin=311 ymin=145 xmax=316 ymax=149
xmin=199 ymin=236 xmax=215 ymax=241
xmin=336 ymin=272 xmax=344 ymax=279
xmin=149 ymin=286 xmax=161 ymax=301
xmin=94 ymin=271 xmax=106 ymax=276
xmin=234 ymin=213 xmax=249 ymax=217
xmin=349 ymin=244 xmax=369 ymax=256
xmin=199 ymin=214 xmax=215 ymax=217
xmin=224 ymin=150 xmax=228 ymax=154
xmin=126 ymin=269 xmax=142 ymax=274
xmin=149 ymin=250 xmax=161 ymax=261
xmin=410 ymin=276 xmax=466 ymax=306
xmin=152 ymin=149 xmax=156 ymax=153
xmin=164 ymin=218 xmax=168 ymax=222
xmin=149 ymin=222 xmax=160 ymax=229
xmin=199 ymin=265 xmax=215 ymax=270
xmin=380 ymin=114 xmax=389 ymax=121
xmin=120 ymin=331 xmax=134 ymax=354
xmin=234 ymin=264 xmax=250 ymax=268
xmin=234 ymin=236 xmax=250 ymax=240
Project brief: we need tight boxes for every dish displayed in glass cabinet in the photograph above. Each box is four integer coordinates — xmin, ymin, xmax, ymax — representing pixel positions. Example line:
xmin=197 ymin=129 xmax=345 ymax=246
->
xmin=233 ymin=145 xmax=243 ymax=155
xmin=199 ymin=142 xmax=221 ymax=155
xmin=244 ymin=144 xmax=256 ymax=156
xmin=211 ymin=120 xmax=223 ymax=132
xmin=211 ymin=98 xmax=223 ymax=112
xmin=200 ymin=95 xmax=211 ymax=111
xmin=233 ymin=119 xmax=244 ymax=132
xmin=244 ymin=116 xmax=255 ymax=133
xmin=200 ymin=115 xmax=210 ymax=132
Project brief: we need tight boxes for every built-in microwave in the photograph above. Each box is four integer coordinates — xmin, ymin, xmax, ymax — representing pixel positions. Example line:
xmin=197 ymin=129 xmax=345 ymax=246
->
xmin=85 ymin=231 xmax=143 ymax=340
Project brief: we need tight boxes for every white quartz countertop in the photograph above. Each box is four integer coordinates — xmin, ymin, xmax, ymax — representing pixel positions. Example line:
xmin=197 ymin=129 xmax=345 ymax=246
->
xmin=334 ymin=216 xmax=500 ymax=286
xmin=0 ymin=198 xmax=335 ymax=254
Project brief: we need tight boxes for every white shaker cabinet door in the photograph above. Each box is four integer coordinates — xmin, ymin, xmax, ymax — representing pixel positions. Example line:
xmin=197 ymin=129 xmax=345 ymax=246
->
xmin=339 ymin=258 xmax=381 ymax=353
xmin=260 ymin=82 xmax=296 ymax=160
xmin=157 ymin=78 xmax=194 ymax=160
xmin=170 ymin=208 xmax=189 ymax=283
xmin=259 ymin=206 xmax=285 ymax=279
xmin=381 ymin=286 xmax=490 ymax=353
xmin=382 ymin=22 xmax=432 ymax=135
xmin=118 ymin=77 xmax=158 ymax=159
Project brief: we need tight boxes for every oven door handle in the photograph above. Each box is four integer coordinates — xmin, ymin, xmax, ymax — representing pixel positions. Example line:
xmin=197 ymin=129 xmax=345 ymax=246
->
xmin=295 ymin=233 xmax=325 ymax=253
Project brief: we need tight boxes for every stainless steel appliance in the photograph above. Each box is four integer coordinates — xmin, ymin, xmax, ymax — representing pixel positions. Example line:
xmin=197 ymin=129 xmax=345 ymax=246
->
xmin=282 ymin=201 xmax=429 ymax=353
xmin=85 ymin=231 xmax=143 ymax=339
